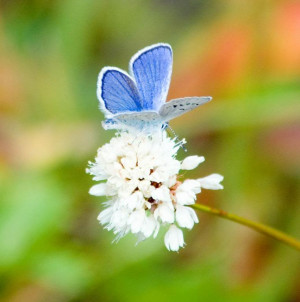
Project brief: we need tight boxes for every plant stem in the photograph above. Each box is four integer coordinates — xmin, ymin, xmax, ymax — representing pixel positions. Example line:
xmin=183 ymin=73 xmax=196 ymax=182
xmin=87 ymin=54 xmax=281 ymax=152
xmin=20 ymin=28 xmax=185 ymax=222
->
xmin=190 ymin=203 xmax=300 ymax=252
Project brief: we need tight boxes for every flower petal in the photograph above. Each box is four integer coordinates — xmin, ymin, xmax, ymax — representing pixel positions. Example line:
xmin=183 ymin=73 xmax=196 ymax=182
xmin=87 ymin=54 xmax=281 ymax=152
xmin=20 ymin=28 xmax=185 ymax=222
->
xmin=176 ymin=205 xmax=199 ymax=229
xmin=164 ymin=225 xmax=185 ymax=251
xmin=152 ymin=185 xmax=171 ymax=203
xmin=154 ymin=203 xmax=174 ymax=223
xmin=175 ymin=179 xmax=201 ymax=205
xmin=197 ymin=174 xmax=224 ymax=190
xmin=141 ymin=216 xmax=157 ymax=238
xmin=128 ymin=209 xmax=146 ymax=233
xmin=89 ymin=183 xmax=107 ymax=196
xmin=97 ymin=207 xmax=113 ymax=225
xmin=181 ymin=156 xmax=205 ymax=170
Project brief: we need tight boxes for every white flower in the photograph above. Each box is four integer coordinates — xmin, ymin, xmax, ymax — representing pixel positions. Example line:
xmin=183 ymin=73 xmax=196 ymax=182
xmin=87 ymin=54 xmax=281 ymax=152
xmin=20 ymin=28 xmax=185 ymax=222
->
xmin=87 ymin=131 xmax=223 ymax=251
xmin=97 ymin=207 xmax=113 ymax=225
xmin=176 ymin=205 xmax=198 ymax=229
xmin=152 ymin=185 xmax=171 ymax=203
xmin=164 ymin=225 xmax=185 ymax=251
xmin=197 ymin=174 xmax=224 ymax=190
xmin=128 ymin=209 xmax=146 ymax=233
xmin=141 ymin=216 xmax=159 ymax=238
xmin=89 ymin=183 xmax=106 ymax=196
xmin=138 ymin=180 xmax=153 ymax=198
xmin=175 ymin=179 xmax=201 ymax=205
xmin=154 ymin=203 xmax=174 ymax=223
xmin=181 ymin=155 xmax=205 ymax=170
xmin=110 ymin=208 xmax=129 ymax=232
xmin=122 ymin=191 xmax=144 ymax=211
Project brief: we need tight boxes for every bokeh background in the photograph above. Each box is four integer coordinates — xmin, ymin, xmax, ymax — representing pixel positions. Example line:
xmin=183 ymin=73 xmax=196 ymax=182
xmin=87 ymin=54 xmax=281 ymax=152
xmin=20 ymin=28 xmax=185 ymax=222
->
xmin=1 ymin=0 xmax=300 ymax=301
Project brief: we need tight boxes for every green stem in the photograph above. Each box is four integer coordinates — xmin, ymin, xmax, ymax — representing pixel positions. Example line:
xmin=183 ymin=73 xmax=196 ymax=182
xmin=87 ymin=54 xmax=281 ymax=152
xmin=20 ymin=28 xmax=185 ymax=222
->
xmin=190 ymin=203 xmax=300 ymax=252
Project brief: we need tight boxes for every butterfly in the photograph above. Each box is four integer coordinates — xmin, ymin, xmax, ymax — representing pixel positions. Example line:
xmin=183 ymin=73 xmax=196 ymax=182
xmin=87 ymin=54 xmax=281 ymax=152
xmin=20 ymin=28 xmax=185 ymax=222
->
xmin=97 ymin=43 xmax=212 ymax=132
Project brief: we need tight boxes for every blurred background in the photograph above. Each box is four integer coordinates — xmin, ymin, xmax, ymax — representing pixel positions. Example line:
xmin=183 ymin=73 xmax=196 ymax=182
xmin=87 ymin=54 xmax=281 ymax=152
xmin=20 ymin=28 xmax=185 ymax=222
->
xmin=0 ymin=0 xmax=300 ymax=301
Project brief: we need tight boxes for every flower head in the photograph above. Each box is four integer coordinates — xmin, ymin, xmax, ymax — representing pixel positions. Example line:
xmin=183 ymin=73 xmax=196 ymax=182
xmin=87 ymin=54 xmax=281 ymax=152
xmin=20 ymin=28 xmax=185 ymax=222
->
xmin=87 ymin=131 xmax=223 ymax=251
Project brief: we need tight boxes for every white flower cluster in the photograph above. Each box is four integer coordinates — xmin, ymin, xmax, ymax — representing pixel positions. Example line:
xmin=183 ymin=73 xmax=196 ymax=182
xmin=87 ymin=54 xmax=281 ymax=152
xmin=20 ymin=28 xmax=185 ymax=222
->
xmin=87 ymin=132 xmax=223 ymax=251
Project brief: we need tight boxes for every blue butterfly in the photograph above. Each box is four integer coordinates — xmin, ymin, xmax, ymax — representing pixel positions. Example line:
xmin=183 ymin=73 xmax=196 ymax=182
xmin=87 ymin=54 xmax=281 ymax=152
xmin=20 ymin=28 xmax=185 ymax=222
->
xmin=97 ymin=43 xmax=212 ymax=131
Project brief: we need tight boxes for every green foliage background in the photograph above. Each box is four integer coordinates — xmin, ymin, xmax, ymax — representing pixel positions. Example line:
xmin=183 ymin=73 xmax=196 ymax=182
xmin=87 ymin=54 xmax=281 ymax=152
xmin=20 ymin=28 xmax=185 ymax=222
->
xmin=0 ymin=1 xmax=299 ymax=301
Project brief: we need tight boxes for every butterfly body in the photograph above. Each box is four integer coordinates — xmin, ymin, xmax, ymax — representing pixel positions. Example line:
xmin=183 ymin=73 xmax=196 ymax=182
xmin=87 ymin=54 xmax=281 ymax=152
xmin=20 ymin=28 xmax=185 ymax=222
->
xmin=102 ymin=112 xmax=165 ymax=132
xmin=97 ymin=43 xmax=212 ymax=131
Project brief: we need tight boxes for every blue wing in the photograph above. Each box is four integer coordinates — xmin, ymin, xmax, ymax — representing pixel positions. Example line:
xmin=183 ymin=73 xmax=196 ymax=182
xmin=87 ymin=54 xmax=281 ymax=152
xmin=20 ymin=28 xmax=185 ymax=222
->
xmin=129 ymin=43 xmax=173 ymax=111
xmin=97 ymin=67 xmax=142 ymax=116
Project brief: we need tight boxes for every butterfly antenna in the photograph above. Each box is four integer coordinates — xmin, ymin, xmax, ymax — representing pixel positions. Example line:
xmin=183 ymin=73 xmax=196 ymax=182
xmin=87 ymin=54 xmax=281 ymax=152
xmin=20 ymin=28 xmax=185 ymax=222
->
xmin=167 ymin=125 xmax=177 ymax=137
xmin=179 ymin=139 xmax=187 ymax=152
xmin=167 ymin=125 xmax=187 ymax=152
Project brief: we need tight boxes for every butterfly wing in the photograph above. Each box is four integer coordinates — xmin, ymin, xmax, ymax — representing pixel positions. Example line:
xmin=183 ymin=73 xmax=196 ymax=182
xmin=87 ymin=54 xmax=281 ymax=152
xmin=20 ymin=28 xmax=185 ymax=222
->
xmin=97 ymin=67 xmax=142 ymax=117
xmin=159 ymin=97 xmax=212 ymax=121
xmin=129 ymin=43 xmax=172 ymax=111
